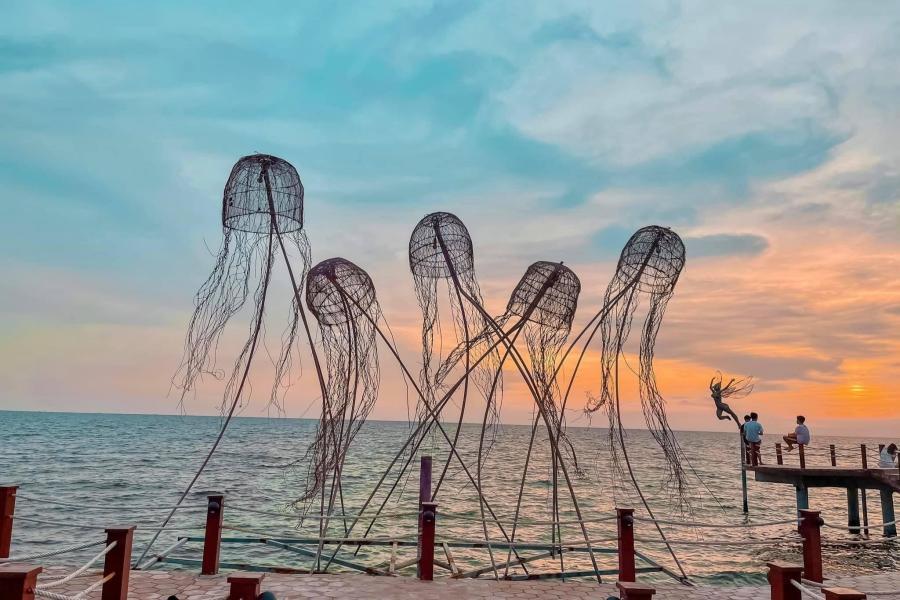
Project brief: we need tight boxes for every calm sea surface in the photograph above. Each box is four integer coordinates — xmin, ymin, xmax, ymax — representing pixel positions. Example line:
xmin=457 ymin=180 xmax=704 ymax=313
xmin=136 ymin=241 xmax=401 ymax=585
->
xmin=1 ymin=411 xmax=897 ymax=585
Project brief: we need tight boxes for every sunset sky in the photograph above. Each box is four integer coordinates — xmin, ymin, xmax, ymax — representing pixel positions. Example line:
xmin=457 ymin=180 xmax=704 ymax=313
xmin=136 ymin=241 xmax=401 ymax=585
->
xmin=1 ymin=2 xmax=898 ymax=436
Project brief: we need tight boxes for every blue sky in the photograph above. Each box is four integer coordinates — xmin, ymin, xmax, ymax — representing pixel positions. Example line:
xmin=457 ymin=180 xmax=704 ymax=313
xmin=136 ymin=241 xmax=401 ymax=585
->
xmin=1 ymin=2 xmax=899 ymax=435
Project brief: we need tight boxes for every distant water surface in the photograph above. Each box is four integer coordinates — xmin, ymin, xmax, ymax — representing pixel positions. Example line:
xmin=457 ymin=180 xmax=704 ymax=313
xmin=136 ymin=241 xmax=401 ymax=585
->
xmin=2 ymin=411 xmax=897 ymax=585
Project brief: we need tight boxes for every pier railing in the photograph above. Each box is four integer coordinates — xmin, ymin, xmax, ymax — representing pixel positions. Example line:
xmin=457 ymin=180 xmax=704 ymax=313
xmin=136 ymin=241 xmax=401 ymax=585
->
xmin=3 ymin=470 xmax=900 ymax=599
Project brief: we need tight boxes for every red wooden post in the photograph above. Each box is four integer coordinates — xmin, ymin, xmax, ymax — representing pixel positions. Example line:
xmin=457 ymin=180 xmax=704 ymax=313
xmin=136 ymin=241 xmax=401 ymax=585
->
xmin=102 ymin=527 xmax=134 ymax=600
xmin=767 ymin=562 xmax=803 ymax=600
xmin=776 ymin=444 xmax=784 ymax=466
xmin=822 ymin=587 xmax=867 ymax=599
xmin=799 ymin=510 xmax=823 ymax=584
xmin=202 ymin=495 xmax=225 ymax=575
xmin=0 ymin=486 xmax=17 ymax=559
xmin=799 ymin=445 xmax=806 ymax=469
xmin=418 ymin=501 xmax=437 ymax=581
xmin=616 ymin=508 xmax=636 ymax=582
xmin=416 ymin=456 xmax=432 ymax=579
xmin=0 ymin=565 xmax=41 ymax=600
xmin=227 ymin=573 xmax=265 ymax=600
xmin=616 ymin=581 xmax=656 ymax=599
xmin=830 ymin=445 xmax=837 ymax=467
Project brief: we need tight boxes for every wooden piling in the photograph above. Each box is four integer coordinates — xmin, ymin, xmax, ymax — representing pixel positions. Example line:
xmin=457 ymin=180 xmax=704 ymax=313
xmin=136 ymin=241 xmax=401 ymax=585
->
xmin=616 ymin=581 xmax=656 ymax=599
xmin=798 ymin=510 xmax=823 ymax=584
xmin=821 ymin=587 xmax=867 ymax=599
xmin=419 ymin=501 xmax=437 ymax=581
xmin=776 ymin=443 xmax=784 ymax=466
xmin=417 ymin=456 xmax=432 ymax=579
xmin=202 ymin=495 xmax=225 ymax=575
xmin=767 ymin=562 xmax=803 ymax=600
xmin=102 ymin=527 xmax=134 ymax=600
xmin=799 ymin=445 xmax=806 ymax=469
xmin=830 ymin=445 xmax=837 ymax=467
xmin=0 ymin=565 xmax=41 ymax=600
xmin=795 ymin=486 xmax=809 ymax=516
xmin=0 ymin=486 xmax=16 ymax=559
xmin=616 ymin=508 xmax=636 ymax=582
xmin=227 ymin=573 xmax=265 ymax=600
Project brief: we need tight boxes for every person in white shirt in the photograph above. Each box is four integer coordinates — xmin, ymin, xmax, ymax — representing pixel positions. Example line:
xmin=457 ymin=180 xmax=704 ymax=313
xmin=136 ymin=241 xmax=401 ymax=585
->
xmin=880 ymin=444 xmax=898 ymax=468
xmin=783 ymin=415 xmax=810 ymax=451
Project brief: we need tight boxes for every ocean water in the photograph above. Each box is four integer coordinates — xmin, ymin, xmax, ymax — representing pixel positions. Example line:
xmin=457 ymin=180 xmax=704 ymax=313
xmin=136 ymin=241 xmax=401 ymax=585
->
xmin=1 ymin=410 xmax=897 ymax=585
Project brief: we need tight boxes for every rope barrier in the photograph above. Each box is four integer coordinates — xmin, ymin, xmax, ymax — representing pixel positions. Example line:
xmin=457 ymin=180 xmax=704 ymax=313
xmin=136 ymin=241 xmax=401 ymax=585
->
xmin=634 ymin=536 xmax=804 ymax=546
xmin=632 ymin=515 xmax=799 ymax=528
xmin=228 ymin=505 xmax=417 ymax=520
xmin=135 ymin=537 xmax=189 ymax=570
xmin=38 ymin=542 xmax=116 ymax=588
xmin=790 ymin=579 xmax=826 ymax=600
xmin=0 ymin=540 xmax=104 ymax=563
xmin=34 ymin=572 xmax=115 ymax=600
xmin=12 ymin=515 xmax=202 ymax=532
xmin=16 ymin=494 xmax=207 ymax=512
xmin=824 ymin=518 xmax=899 ymax=531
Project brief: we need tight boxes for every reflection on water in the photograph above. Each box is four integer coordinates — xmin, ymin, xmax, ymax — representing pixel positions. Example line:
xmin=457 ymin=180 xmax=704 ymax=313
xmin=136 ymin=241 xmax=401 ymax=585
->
xmin=2 ymin=411 xmax=897 ymax=585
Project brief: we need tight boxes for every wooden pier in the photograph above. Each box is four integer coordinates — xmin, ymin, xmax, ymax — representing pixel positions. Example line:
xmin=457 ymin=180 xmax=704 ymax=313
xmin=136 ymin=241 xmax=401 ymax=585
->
xmin=747 ymin=444 xmax=899 ymax=536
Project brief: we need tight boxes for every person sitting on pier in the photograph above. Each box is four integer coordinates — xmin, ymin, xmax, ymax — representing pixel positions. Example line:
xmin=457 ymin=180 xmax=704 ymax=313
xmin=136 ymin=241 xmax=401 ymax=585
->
xmin=880 ymin=443 xmax=898 ymax=468
xmin=743 ymin=412 xmax=763 ymax=465
xmin=782 ymin=415 xmax=810 ymax=452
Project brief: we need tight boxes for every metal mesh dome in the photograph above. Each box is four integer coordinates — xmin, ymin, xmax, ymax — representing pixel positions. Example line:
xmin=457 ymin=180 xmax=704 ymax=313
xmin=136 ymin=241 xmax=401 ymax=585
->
xmin=507 ymin=261 xmax=580 ymax=329
xmin=614 ymin=226 xmax=685 ymax=294
xmin=408 ymin=212 xmax=475 ymax=279
xmin=306 ymin=257 xmax=377 ymax=327
xmin=222 ymin=154 xmax=304 ymax=234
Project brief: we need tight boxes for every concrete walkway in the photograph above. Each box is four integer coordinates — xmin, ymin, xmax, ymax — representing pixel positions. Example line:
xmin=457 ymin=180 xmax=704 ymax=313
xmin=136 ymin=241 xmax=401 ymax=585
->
xmin=37 ymin=568 xmax=900 ymax=599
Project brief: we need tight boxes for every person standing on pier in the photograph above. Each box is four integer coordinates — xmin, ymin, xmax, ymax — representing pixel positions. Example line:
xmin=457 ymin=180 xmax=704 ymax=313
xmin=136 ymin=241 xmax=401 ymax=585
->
xmin=743 ymin=412 xmax=764 ymax=465
xmin=783 ymin=415 xmax=810 ymax=451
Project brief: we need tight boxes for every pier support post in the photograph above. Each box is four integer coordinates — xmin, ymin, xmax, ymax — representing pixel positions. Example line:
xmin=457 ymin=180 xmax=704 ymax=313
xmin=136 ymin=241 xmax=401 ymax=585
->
xmin=847 ymin=488 xmax=860 ymax=532
xmin=860 ymin=446 xmax=870 ymax=537
xmin=795 ymin=486 xmax=809 ymax=517
xmin=227 ymin=573 xmax=264 ymax=600
xmin=416 ymin=456 xmax=432 ymax=579
xmin=799 ymin=510 xmax=823 ymax=584
xmin=776 ymin=444 xmax=784 ymax=466
xmin=616 ymin=581 xmax=655 ymax=599
xmin=879 ymin=489 xmax=896 ymax=537
xmin=418 ymin=501 xmax=437 ymax=581
xmin=0 ymin=486 xmax=17 ymax=559
xmin=202 ymin=494 xmax=225 ymax=575
xmin=103 ymin=527 xmax=134 ymax=600
xmin=616 ymin=508 xmax=636 ymax=582
xmin=821 ymin=587 xmax=867 ymax=599
xmin=767 ymin=562 xmax=803 ymax=600
xmin=799 ymin=445 xmax=806 ymax=469
xmin=0 ymin=565 xmax=41 ymax=600
xmin=830 ymin=445 xmax=837 ymax=466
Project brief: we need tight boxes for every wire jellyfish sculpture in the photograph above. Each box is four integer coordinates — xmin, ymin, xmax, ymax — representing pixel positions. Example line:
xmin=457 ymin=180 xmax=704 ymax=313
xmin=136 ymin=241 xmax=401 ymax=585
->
xmin=300 ymin=257 xmax=381 ymax=568
xmin=408 ymin=212 xmax=502 ymax=494
xmin=584 ymin=226 xmax=686 ymax=501
xmin=136 ymin=153 xmax=327 ymax=567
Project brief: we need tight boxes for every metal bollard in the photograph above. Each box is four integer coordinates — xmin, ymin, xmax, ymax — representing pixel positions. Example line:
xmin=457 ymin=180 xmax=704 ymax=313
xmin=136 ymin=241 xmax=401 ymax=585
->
xmin=798 ymin=510 xmax=823 ymax=584
xmin=202 ymin=495 xmax=225 ymax=575
xmin=418 ymin=501 xmax=437 ymax=581
xmin=616 ymin=508 xmax=636 ymax=582
xmin=0 ymin=486 xmax=17 ymax=559
xmin=767 ymin=562 xmax=803 ymax=600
